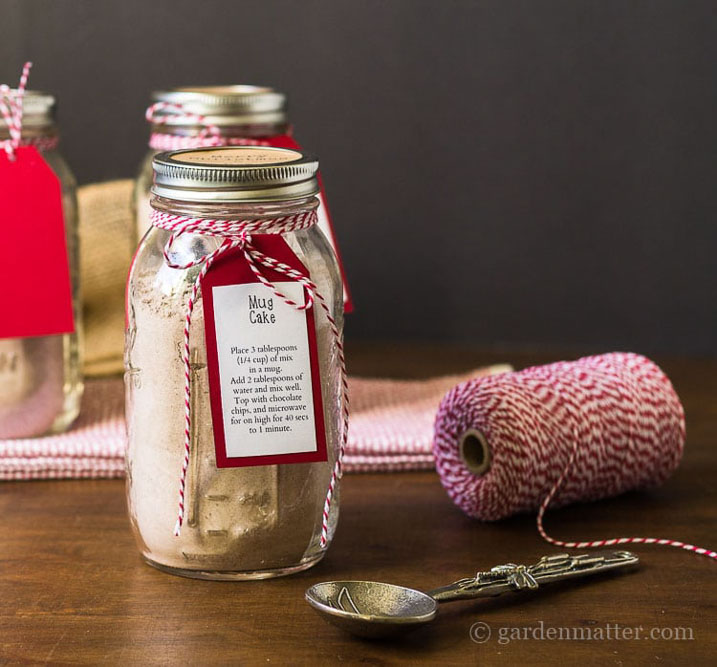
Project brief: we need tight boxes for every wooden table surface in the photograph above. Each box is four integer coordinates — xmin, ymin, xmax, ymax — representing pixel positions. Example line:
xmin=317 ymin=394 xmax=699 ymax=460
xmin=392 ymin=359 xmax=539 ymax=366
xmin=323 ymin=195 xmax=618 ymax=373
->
xmin=1 ymin=344 xmax=715 ymax=665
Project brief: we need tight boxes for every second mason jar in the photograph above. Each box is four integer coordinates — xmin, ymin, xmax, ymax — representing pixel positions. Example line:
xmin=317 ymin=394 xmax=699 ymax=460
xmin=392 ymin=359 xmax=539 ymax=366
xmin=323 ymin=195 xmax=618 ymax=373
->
xmin=134 ymin=85 xmax=353 ymax=312
xmin=125 ymin=146 xmax=345 ymax=580
xmin=134 ymin=86 xmax=290 ymax=245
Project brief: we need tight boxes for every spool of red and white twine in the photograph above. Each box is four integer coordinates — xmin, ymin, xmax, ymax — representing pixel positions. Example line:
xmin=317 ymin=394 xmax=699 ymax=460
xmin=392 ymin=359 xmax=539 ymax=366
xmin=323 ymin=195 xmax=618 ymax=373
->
xmin=145 ymin=102 xmax=273 ymax=151
xmin=433 ymin=353 xmax=716 ymax=560
xmin=150 ymin=208 xmax=349 ymax=548
xmin=0 ymin=62 xmax=59 ymax=159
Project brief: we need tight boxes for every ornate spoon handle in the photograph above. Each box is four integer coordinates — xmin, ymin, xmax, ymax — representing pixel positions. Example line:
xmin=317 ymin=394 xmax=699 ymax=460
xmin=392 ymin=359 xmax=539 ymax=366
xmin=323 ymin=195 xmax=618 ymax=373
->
xmin=428 ymin=550 xmax=639 ymax=602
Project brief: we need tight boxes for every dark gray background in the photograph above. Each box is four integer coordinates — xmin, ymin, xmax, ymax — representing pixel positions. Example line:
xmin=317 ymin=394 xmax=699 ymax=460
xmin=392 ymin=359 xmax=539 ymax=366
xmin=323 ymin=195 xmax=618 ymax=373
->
xmin=2 ymin=0 xmax=715 ymax=355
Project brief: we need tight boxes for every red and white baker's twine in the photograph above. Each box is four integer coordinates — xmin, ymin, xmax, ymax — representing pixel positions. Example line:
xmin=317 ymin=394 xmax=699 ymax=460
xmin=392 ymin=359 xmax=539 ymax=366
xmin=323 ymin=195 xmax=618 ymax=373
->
xmin=0 ymin=62 xmax=59 ymax=159
xmin=151 ymin=208 xmax=349 ymax=547
xmin=146 ymin=102 xmax=272 ymax=151
xmin=434 ymin=353 xmax=716 ymax=561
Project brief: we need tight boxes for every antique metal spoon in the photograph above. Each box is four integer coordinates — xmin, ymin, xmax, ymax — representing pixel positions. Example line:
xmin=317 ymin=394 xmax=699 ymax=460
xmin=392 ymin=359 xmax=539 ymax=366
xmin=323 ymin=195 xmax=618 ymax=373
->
xmin=305 ymin=550 xmax=639 ymax=638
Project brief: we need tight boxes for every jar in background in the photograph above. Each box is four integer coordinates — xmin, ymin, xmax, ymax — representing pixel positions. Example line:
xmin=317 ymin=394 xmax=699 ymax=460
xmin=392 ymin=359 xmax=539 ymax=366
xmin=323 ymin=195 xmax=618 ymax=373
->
xmin=125 ymin=146 xmax=345 ymax=579
xmin=0 ymin=90 xmax=83 ymax=438
xmin=134 ymin=85 xmax=353 ymax=311
xmin=134 ymin=85 xmax=290 ymax=245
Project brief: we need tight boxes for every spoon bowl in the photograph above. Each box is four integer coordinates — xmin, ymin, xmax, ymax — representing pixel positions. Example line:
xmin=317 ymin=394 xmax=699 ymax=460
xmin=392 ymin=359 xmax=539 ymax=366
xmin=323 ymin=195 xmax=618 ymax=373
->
xmin=305 ymin=581 xmax=438 ymax=638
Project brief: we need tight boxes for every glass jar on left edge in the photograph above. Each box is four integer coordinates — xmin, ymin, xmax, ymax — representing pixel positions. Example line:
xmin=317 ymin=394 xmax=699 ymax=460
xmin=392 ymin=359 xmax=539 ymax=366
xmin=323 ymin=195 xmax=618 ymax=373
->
xmin=0 ymin=91 xmax=83 ymax=438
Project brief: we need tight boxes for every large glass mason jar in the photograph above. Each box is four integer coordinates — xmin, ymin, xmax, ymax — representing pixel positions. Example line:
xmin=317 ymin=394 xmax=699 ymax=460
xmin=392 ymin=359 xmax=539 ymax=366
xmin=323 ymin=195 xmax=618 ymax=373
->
xmin=134 ymin=86 xmax=290 ymax=246
xmin=0 ymin=90 xmax=83 ymax=438
xmin=125 ymin=146 xmax=345 ymax=580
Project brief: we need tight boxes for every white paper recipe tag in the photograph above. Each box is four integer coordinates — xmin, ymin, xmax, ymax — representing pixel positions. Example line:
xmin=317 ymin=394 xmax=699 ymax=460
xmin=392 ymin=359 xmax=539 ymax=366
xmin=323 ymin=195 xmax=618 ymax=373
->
xmin=201 ymin=238 xmax=328 ymax=468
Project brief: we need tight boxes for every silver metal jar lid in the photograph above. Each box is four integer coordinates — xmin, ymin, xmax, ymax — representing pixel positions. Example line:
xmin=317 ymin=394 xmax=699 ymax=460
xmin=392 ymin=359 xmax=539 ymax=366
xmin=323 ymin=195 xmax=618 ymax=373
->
xmin=152 ymin=146 xmax=319 ymax=202
xmin=0 ymin=90 xmax=55 ymax=129
xmin=150 ymin=85 xmax=287 ymax=127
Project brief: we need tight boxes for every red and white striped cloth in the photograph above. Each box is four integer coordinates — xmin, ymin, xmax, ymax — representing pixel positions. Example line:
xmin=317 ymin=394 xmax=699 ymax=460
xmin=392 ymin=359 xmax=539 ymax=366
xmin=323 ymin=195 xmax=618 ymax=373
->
xmin=0 ymin=379 xmax=125 ymax=480
xmin=0 ymin=365 xmax=510 ymax=480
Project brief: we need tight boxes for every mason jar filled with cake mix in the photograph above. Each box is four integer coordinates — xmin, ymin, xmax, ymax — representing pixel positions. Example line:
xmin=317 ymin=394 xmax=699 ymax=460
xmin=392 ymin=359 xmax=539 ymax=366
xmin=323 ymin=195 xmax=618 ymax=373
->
xmin=134 ymin=85 xmax=352 ymax=310
xmin=125 ymin=145 xmax=346 ymax=579
xmin=0 ymin=74 xmax=83 ymax=439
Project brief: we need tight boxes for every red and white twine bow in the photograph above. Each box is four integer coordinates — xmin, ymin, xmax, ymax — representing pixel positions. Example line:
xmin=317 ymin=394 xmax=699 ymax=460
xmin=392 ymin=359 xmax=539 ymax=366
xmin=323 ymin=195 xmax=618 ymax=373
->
xmin=150 ymin=208 xmax=349 ymax=548
xmin=0 ymin=62 xmax=32 ymax=160
xmin=146 ymin=102 xmax=272 ymax=151
xmin=0 ymin=62 xmax=57 ymax=159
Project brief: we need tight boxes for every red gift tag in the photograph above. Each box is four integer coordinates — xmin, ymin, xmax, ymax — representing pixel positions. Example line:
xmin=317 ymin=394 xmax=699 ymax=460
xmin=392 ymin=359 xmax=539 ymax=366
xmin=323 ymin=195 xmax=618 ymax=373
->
xmin=0 ymin=146 xmax=74 ymax=339
xmin=201 ymin=235 xmax=328 ymax=468
xmin=269 ymin=134 xmax=354 ymax=313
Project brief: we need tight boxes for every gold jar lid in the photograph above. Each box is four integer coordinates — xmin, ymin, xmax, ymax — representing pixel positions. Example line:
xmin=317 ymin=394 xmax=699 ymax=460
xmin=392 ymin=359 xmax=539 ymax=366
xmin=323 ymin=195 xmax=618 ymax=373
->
xmin=150 ymin=85 xmax=287 ymax=127
xmin=152 ymin=146 xmax=319 ymax=202
xmin=0 ymin=90 xmax=55 ymax=129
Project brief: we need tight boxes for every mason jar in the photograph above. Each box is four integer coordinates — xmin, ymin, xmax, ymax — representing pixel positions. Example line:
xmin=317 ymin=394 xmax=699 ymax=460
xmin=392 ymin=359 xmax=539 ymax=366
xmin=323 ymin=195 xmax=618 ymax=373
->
xmin=0 ymin=91 xmax=83 ymax=438
xmin=125 ymin=146 xmax=345 ymax=580
xmin=134 ymin=86 xmax=290 ymax=245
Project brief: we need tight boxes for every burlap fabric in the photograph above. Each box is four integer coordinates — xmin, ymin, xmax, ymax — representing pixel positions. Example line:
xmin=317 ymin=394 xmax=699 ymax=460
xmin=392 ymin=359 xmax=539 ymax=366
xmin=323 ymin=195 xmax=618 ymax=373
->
xmin=78 ymin=179 xmax=134 ymax=376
